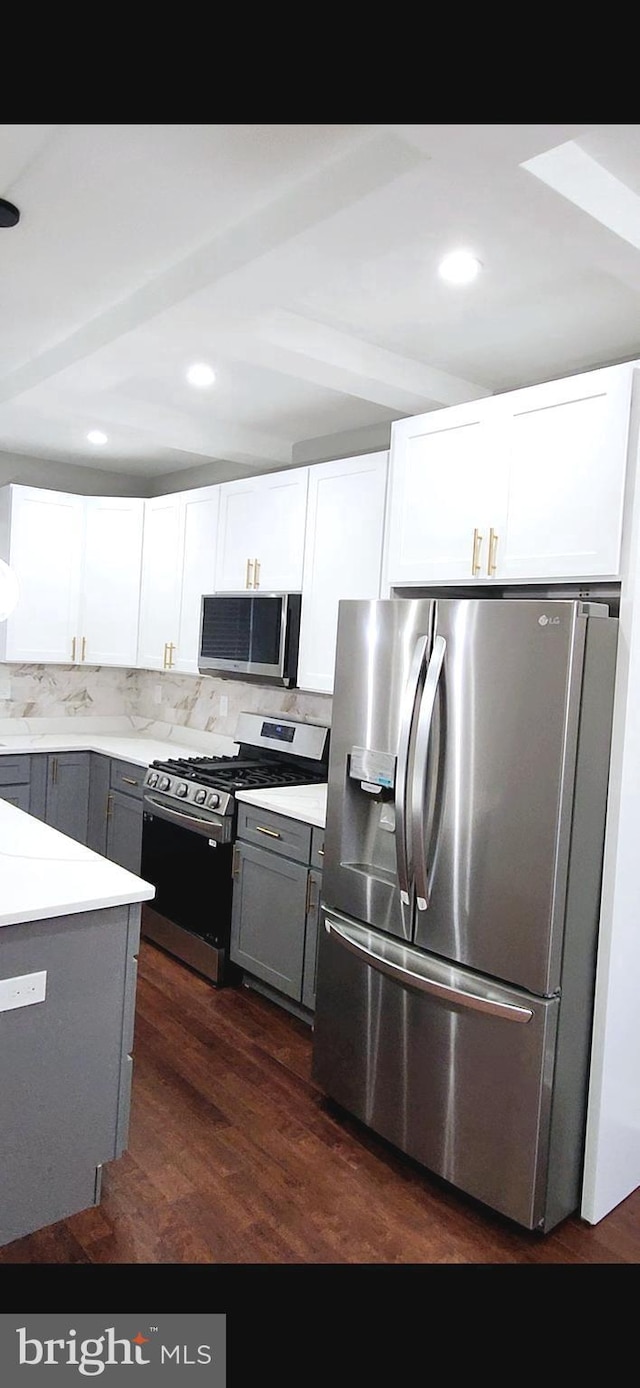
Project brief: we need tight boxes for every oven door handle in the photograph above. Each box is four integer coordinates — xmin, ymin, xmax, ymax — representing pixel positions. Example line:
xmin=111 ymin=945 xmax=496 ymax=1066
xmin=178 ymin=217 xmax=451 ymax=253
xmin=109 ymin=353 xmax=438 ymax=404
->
xmin=143 ymin=793 xmax=230 ymax=841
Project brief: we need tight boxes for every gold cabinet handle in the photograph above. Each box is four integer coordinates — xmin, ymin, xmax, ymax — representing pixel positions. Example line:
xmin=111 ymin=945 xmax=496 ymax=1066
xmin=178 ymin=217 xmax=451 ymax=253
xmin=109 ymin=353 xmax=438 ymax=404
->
xmin=256 ymin=825 xmax=281 ymax=839
xmin=81 ymin=635 xmax=86 ymax=661
xmin=121 ymin=776 xmax=139 ymax=786
xmin=71 ymin=636 xmax=76 ymax=662
xmin=106 ymin=792 xmax=113 ymax=821
xmin=471 ymin=527 xmax=483 ymax=576
xmin=305 ymin=872 xmax=319 ymax=915
xmin=488 ymin=528 xmax=499 ymax=576
xmin=166 ymin=642 xmax=175 ymax=669
xmin=246 ymin=558 xmax=254 ymax=589
xmin=51 ymin=756 xmax=58 ymax=785
xmin=253 ymin=558 xmax=260 ymax=589
xmin=232 ymin=845 xmax=241 ymax=879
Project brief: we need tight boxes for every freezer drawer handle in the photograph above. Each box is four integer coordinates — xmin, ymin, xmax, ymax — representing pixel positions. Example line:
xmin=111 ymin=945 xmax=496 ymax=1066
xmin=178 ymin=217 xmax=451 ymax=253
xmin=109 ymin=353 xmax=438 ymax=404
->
xmin=395 ymin=632 xmax=430 ymax=906
xmin=324 ymin=917 xmax=534 ymax=1023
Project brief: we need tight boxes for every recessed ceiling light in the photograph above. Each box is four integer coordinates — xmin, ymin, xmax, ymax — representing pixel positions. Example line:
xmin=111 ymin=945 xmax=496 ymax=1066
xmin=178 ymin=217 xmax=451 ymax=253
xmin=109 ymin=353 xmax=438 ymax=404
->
xmin=186 ymin=362 xmax=216 ymax=388
xmin=87 ymin=430 xmax=108 ymax=446
xmin=438 ymin=249 xmax=483 ymax=285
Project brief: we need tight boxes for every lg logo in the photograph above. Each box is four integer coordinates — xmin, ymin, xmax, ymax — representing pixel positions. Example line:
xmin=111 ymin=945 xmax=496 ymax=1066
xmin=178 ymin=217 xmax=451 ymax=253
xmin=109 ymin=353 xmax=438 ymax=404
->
xmin=538 ymin=615 xmax=560 ymax=626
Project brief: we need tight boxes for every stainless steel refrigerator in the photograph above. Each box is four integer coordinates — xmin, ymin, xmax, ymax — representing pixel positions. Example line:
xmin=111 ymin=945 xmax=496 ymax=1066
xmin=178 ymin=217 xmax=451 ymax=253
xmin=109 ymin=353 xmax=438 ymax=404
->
xmin=312 ymin=597 xmax=618 ymax=1232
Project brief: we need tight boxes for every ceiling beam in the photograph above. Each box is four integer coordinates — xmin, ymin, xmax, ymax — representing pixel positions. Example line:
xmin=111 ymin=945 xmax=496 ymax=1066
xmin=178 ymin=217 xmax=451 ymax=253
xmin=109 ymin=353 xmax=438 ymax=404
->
xmin=215 ymin=310 xmax=491 ymax=411
xmin=0 ymin=131 xmax=425 ymax=410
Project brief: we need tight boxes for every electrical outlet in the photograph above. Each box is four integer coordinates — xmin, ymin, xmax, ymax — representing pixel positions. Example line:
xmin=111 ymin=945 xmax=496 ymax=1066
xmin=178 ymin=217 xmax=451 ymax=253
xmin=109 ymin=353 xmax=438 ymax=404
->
xmin=220 ymin=695 xmax=228 ymax=716
xmin=0 ymin=970 xmax=47 ymax=1013
xmin=153 ymin=684 xmax=162 ymax=705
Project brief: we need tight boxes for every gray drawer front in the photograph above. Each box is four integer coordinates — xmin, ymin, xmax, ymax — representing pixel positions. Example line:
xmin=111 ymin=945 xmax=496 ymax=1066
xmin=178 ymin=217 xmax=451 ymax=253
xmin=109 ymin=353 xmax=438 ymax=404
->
xmin=311 ymin=825 xmax=325 ymax=869
xmin=236 ymin=804 xmax=312 ymax=863
xmin=0 ymin=756 xmax=31 ymax=786
xmin=109 ymin=758 xmax=145 ymax=799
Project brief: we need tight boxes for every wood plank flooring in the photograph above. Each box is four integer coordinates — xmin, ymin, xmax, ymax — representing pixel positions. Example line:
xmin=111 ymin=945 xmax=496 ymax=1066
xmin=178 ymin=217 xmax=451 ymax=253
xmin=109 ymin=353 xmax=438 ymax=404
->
xmin=2 ymin=938 xmax=639 ymax=1272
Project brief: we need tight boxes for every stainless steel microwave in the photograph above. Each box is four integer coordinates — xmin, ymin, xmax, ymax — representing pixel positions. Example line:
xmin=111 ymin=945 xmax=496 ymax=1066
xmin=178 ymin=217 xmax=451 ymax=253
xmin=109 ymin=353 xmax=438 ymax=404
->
xmin=198 ymin=591 xmax=302 ymax=686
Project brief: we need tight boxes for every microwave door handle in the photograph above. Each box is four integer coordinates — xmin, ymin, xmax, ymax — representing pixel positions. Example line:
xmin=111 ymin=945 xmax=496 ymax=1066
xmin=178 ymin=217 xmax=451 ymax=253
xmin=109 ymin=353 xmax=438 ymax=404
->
xmin=395 ymin=633 xmax=430 ymax=906
xmin=411 ymin=633 xmax=446 ymax=911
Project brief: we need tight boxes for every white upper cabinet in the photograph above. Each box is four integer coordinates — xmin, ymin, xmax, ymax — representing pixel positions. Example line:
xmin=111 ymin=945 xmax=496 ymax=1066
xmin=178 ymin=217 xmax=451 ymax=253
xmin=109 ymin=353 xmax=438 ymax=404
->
xmin=383 ymin=363 xmax=635 ymax=588
xmin=215 ymin=468 xmax=309 ymax=592
xmin=80 ymin=497 xmax=145 ymax=666
xmin=137 ymin=486 xmax=219 ymax=672
xmin=0 ymin=486 xmax=144 ymax=666
xmin=297 ymin=452 xmax=389 ymax=694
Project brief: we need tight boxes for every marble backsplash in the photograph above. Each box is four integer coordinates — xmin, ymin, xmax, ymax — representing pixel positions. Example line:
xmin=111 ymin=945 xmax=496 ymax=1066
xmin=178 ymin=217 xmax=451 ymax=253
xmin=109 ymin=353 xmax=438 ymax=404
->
xmin=0 ymin=664 xmax=332 ymax=734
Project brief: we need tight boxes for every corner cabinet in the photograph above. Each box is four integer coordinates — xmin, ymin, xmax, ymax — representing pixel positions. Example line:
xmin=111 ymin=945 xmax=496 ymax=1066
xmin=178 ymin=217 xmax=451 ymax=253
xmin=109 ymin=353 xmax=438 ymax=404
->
xmin=230 ymin=804 xmax=323 ymax=1019
xmin=297 ymin=451 xmax=389 ymax=694
xmin=383 ymin=363 xmax=635 ymax=588
xmin=215 ymin=468 xmax=309 ymax=592
xmin=0 ymin=487 xmax=144 ymax=666
xmin=137 ymin=486 xmax=220 ymax=673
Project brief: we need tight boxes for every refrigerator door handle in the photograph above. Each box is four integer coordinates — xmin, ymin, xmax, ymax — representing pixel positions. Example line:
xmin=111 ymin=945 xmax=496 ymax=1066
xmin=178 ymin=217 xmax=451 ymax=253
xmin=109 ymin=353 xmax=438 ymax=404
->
xmin=324 ymin=916 xmax=534 ymax=1023
xmin=412 ymin=634 xmax=447 ymax=911
xmin=395 ymin=633 xmax=430 ymax=905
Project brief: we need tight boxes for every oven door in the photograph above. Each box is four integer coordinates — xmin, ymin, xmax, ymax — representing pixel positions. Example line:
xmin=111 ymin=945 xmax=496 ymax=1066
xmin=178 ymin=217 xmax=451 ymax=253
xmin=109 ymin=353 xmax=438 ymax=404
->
xmin=141 ymin=794 xmax=234 ymax=982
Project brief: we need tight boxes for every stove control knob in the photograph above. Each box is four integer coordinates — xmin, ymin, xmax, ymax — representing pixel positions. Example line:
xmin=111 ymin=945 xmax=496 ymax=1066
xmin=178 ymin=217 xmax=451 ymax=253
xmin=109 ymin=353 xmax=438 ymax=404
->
xmin=176 ymin=782 xmax=189 ymax=798
xmin=194 ymin=788 xmax=207 ymax=804
xmin=158 ymin=776 xmax=171 ymax=791
xmin=207 ymin=792 xmax=220 ymax=808
xmin=147 ymin=772 xmax=158 ymax=787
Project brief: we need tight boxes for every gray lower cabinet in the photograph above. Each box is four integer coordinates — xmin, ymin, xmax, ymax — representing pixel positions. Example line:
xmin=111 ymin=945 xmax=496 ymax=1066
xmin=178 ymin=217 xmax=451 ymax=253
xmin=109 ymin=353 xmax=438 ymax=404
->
xmin=44 ymin=752 xmax=91 ymax=844
xmin=230 ymin=806 xmax=324 ymax=1015
xmin=0 ymin=756 xmax=32 ymax=812
xmin=0 ymin=901 xmax=140 ymax=1248
xmin=106 ymin=759 xmax=144 ymax=873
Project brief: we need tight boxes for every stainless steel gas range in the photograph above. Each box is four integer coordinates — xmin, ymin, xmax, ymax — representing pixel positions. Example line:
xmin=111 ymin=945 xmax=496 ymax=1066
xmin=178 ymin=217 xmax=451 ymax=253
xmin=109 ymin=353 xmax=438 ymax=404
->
xmin=140 ymin=712 xmax=329 ymax=985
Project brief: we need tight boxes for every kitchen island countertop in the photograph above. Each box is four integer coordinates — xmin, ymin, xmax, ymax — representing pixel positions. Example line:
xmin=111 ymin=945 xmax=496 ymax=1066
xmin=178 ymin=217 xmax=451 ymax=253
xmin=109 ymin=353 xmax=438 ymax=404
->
xmin=0 ymin=796 xmax=155 ymax=927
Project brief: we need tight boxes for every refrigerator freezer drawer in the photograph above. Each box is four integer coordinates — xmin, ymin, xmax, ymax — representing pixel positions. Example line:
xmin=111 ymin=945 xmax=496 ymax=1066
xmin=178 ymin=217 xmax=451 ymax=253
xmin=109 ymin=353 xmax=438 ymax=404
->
xmin=313 ymin=912 xmax=569 ymax=1232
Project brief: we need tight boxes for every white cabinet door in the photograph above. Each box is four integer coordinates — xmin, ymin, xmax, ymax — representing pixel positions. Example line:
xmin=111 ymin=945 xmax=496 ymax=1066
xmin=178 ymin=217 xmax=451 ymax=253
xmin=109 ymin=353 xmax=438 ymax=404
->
xmin=137 ymin=487 xmax=220 ymax=672
xmin=384 ymin=364 xmax=634 ymax=588
xmin=215 ymin=468 xmax=309 ymax=592
xmin=254 ymin=468 xmax=309 ymax=591
xmin=80 ymin=497 xmax=144 ymax=666
xmin=383 ymin=401 xmax=506 ymax=587
xmin=498 ymin=365 xmax=634 ymax=581
xmin=0 ymin=486 xmax=84 ymax=663
xmin=137 ymin=495 xmax=185 ymax=670
xmin=298 ymin=452 xmax=388 ymax=694
xmin=215 ymin=480 xmax=264 ymax=592
xmin=175 ymin=488 xmax=220 ymax=674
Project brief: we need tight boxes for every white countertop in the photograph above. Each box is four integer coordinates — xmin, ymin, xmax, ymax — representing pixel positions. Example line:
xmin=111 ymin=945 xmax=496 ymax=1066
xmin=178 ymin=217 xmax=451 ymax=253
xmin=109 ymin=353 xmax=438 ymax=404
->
xmin=0 ymin=796 xmax=155 ymax=927
xmin=0 ymin=716 xmax=238 ymax=768
xmin=235 ymin=782 xmax=327 ymax=829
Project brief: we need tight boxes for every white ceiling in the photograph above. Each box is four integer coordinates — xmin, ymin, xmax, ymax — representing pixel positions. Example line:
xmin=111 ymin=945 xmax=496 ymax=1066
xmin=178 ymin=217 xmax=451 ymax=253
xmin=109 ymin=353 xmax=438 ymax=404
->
xmin=1 ymin=122 xmax=640 ymax=485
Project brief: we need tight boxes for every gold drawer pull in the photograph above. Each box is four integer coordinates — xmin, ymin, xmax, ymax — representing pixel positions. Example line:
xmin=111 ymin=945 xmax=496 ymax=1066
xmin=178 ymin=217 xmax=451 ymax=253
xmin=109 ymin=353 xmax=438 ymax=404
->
xmin=121 ymin=776 xmax=139 ymax=786
xmin=256 ymin=825 xmax=281 ymax=839
xmin=488 ymin=528 xmax=499 ymax=575
xmin=471 ymin=527 xmax=483 ymax=576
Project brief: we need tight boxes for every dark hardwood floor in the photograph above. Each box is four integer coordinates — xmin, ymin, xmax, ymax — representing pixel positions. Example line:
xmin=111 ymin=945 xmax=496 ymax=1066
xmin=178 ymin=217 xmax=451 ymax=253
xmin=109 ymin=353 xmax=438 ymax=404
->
xmin=2 ymin=938 xmax=639 ymax=1269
